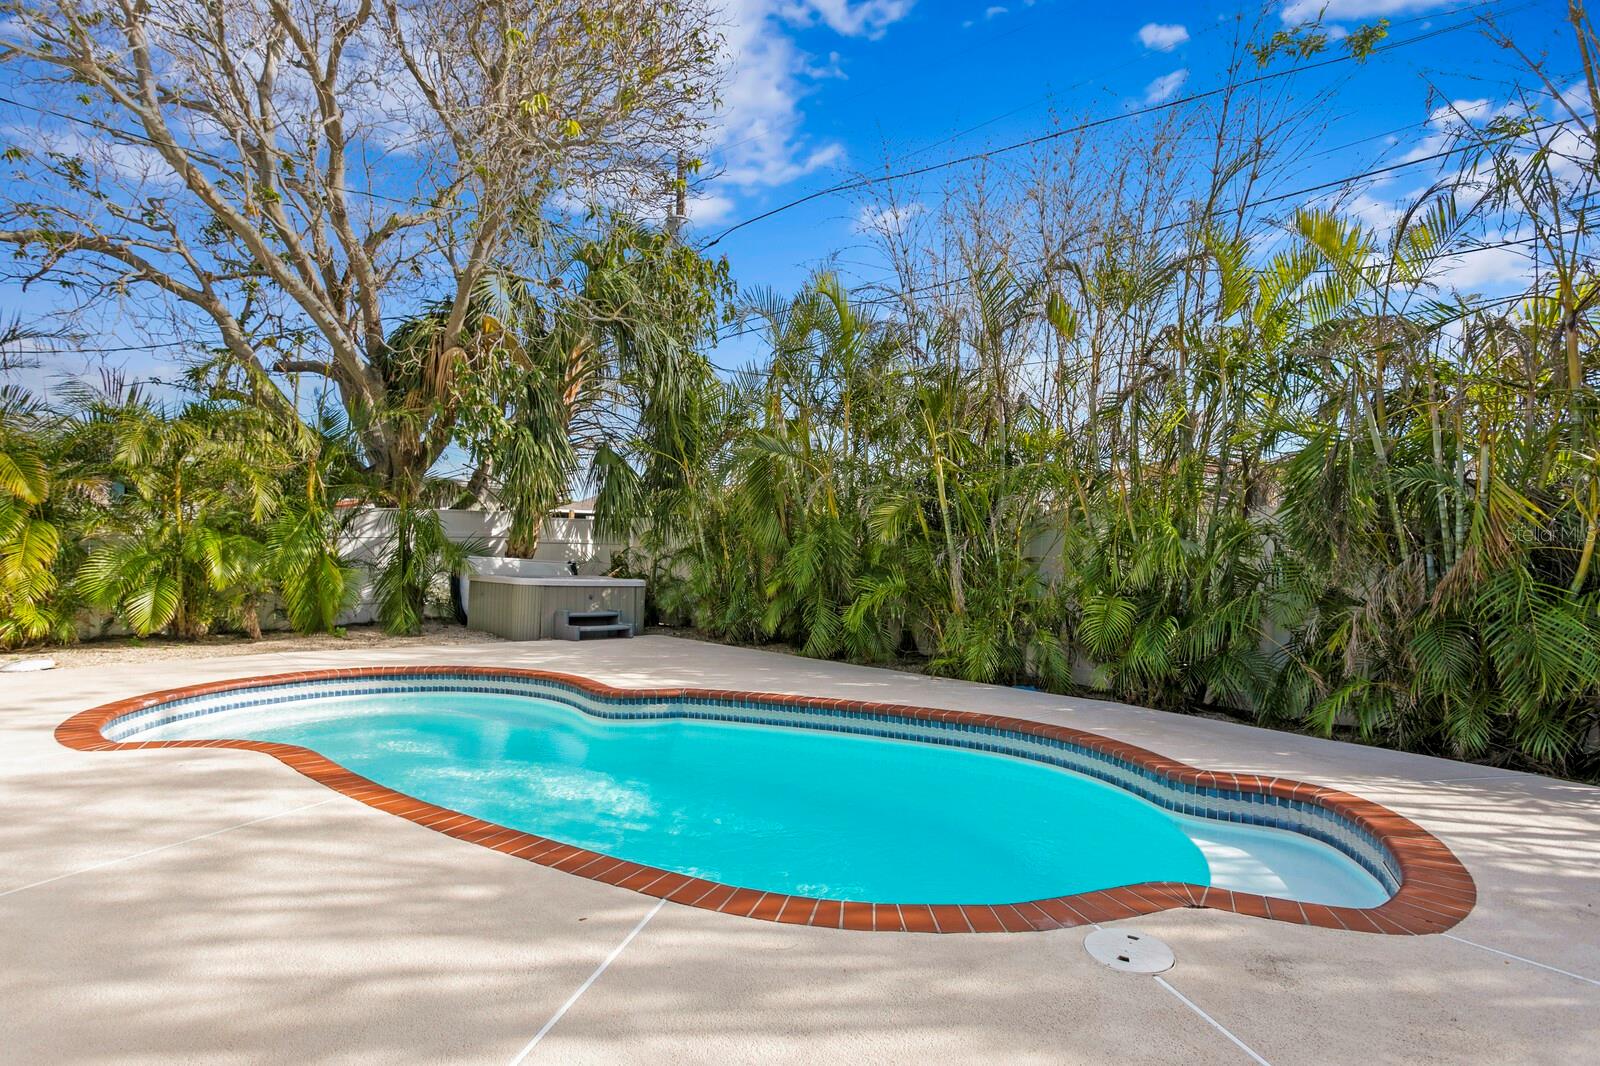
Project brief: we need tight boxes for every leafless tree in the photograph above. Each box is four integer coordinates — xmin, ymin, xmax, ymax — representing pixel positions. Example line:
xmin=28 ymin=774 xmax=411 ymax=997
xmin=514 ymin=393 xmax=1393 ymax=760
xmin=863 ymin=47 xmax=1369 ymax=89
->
xmin=0 ymin=0 xmax=722 ymax=487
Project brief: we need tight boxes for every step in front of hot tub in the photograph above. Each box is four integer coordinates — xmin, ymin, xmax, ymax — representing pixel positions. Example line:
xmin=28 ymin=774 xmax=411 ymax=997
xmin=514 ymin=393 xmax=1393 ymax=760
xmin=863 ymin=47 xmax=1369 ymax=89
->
xmin=570 ymin=622 xmax=634 ymax=639
xmin=552 ymin=609 xmax=634 ymax=640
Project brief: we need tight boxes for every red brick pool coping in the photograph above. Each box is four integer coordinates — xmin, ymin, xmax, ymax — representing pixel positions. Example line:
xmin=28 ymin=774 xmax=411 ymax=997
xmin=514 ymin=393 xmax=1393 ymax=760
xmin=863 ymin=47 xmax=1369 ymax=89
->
xmin=55 ymin=665 xmax=1475 ymax=935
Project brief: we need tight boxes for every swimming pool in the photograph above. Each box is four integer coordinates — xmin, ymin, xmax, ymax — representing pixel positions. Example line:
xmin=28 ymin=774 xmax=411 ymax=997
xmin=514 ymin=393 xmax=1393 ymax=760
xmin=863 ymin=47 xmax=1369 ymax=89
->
xmin=59 ymin=667 xmax=1476 ymax=934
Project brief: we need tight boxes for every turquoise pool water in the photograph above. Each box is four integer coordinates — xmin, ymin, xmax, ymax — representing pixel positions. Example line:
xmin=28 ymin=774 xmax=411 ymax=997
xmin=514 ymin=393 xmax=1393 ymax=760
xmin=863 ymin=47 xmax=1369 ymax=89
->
xmin=138 ymin=691 xmax=1389 ymax=907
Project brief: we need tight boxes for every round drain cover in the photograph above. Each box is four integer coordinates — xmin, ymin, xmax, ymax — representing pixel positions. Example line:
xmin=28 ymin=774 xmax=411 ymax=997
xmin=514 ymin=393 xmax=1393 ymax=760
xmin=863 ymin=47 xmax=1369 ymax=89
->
xmin=1084 ymin=928 xmax=1174 ymax=974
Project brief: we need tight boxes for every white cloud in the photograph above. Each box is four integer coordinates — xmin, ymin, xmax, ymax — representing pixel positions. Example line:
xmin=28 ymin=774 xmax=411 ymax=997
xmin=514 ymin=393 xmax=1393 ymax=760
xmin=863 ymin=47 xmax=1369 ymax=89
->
xmin=800 ymin=50 xmax=849 ymax=80
xmin=1435 ymin=243 xmax=1534 ymax=292
xmin=688 ymin=191 xmax=737 ymax=224
xmin=985 ymin=5 xmax=1009 ymax=19
xmin=1533 ymin=120 xmax=1589 ymax=185
xmin=714 ymin=1 xmax=913 ymax=192
xmin=548 ymin=188 xmax=590 ymax=217
xmin=1341 ymin=190 xmax=1406 ymax=233
xmin=1137 ymin=23 xmax=1189 ymax=51
xmin=1557 ymin=79 xmax=1593 ymax=115
xmin=1427 ymin=98 xmax=1494 ymax=125
xmin=546 ymin=1 xmax=911 ymax=229
xmin=549 ymin=177 xmax=739 ymax=227
xmin=1399 ymin=97 xmax=1510 ymax=166
xmin=13 ymin=125 xmax=179 ymax=188
xmin=1143 ymin=69 xmax=1188 ymax=105
xmin=854 ymin=201 xmax=925 ymax=233
xmin=1326 ymin=87 xmax=1582 ymax=253
xmin=1307 ymin=189 xmax=1533 ymax=293
xmin=1280 ymin=0 xmax=1450 ymax=23
xmin=779 ymin=0 xmax=916 ymax=40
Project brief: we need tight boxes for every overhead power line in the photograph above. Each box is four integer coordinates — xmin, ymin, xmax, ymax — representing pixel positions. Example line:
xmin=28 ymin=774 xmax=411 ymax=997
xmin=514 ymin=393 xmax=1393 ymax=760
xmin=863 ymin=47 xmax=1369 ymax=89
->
xmin=870 ymin=0 xmax=1523 ymax=177
xmin=701 ymin=5 xmax=1525 ymax=249
xmin=0 ymin=0 xmax=1525 ymax=232
xmin=16 ymin=233 xmax=1561 ymax=370
xmin=29 ymin=186 xmax=1574 ymax=363
xmin=707 ymin=274 xmax=1554 ymax=381
xmin=704 ymin=113 xmax=1583 ymax=349
xmin=712 ymin=0 xmax=1243 ymax=172
xmin=0 ymin=92 xmax=444 ymax=211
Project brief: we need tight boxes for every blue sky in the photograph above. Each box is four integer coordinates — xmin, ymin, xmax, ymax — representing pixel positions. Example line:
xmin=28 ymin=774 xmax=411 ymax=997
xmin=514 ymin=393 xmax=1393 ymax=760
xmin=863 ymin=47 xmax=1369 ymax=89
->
xmin=0 ymin=0 xmax=1574 ymax=390
xmin=691 ymin=0 xmax=1570 ymax=364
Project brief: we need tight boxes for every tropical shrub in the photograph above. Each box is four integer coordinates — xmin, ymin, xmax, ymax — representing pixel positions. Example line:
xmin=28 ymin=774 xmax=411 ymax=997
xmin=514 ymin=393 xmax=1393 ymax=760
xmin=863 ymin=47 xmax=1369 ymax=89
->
xmin=265 ymin=411 xmax=363 ymax=634
xmin=371 ymin=502 xmax=472 ymax=637
xmin=72 ymin=392 xmax=279 ymax=638
xmin=0 ymin=386 xmax=75 ymax=644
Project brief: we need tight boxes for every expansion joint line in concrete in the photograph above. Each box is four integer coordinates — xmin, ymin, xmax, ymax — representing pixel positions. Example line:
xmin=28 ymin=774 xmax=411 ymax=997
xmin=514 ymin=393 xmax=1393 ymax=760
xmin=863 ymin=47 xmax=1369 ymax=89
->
xmin=0 ymin=797 xmax=337 ymax=899
xmin=1085 ymin=918 xmax=1270 ymax=1065
xmin=506 ymin=899 xmax=666 ymax=1063
xmin=1154 ymin=976 xmax=1273 ymax=1065
xmin=1442 ymin=932 xmax=1600 ymax=988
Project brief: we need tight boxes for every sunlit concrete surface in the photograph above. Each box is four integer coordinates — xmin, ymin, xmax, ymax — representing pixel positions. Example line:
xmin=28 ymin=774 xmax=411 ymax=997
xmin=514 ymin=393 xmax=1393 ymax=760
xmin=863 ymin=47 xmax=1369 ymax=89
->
xmin=3 ymin=635 xmax=1595 ymax=1064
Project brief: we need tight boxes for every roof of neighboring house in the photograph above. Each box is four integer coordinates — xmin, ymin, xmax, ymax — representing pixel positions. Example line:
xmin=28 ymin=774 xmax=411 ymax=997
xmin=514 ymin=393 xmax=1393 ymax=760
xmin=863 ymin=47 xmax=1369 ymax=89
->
xmin=553 ymin=496 xmax=597 ymax=518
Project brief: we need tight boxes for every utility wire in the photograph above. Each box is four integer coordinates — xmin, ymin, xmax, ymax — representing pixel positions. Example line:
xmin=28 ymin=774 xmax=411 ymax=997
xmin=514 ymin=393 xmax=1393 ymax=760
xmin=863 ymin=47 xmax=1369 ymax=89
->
xmin=705 ymin=230 xmax=1557 ymax=360
xmin=857 ymin=0 xmax=1522 ymax=175
xmin=21 ymin=208 xmax=1574 ymax=364
xmin=0 ymin=0 xmax=1523 ymax=229
xmin=708 ymin=281 xmax=1550 ymax=381
xmin=804 ymin=5 xmax=1245 ymax=174
xmin=14 ymin=231 xmax=1562 ymax=375
xmin=701 ymin=7 xmax=1521 ymax=249
xmin=0 ymin=92 xmax=446 ymax=211
xmin=704 ymin=113 xmax=1583 ymax=349
xmin=9 ymin=18 xmax=1572 ymax=367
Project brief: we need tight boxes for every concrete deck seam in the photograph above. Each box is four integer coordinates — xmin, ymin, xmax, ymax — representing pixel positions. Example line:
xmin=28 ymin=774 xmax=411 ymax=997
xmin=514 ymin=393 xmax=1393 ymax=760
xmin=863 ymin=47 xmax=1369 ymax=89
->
xmin=506 ymin=898 xmax=666 ymax=1064
xmin=1441 ymin=933 xmax=1600 ymax=988
xmin=1154 ymin=975 xmax=1272 ymax=1066
xmin=0 ymin=797 xmax=337 ymax=898
xmin=1420 ymin=774 xmax=1534 ymax=783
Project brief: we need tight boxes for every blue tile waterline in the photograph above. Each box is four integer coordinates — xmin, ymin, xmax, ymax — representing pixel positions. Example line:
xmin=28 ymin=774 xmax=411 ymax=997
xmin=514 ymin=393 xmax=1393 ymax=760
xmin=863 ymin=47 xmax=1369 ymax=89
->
xmin=108 ymin=674 xmax=1396 ymax=907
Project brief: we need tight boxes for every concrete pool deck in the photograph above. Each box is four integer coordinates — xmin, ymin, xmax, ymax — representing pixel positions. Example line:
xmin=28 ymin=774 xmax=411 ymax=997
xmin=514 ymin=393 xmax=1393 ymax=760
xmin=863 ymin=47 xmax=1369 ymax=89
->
xmin=2 ymin=636 xmax=1596 ymax=1064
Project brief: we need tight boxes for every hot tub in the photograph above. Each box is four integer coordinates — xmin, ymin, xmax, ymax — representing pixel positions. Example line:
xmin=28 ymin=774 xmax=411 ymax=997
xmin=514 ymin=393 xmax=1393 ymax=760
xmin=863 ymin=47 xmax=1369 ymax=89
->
xmin=463 ymin=557 xmax=645 ymax=640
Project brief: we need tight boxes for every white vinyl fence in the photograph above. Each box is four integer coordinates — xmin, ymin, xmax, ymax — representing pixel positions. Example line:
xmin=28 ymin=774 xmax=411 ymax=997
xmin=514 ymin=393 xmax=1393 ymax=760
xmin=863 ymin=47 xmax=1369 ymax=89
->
xmin=335 ymin=507 xmax=629 ymax=624
xmin=67 ymin=507 xmax=630 ymax=638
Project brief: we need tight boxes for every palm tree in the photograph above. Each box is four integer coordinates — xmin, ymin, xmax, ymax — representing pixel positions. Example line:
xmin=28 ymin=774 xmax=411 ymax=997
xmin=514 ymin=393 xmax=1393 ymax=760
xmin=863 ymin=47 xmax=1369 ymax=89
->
xmin=265 ymin=408 xmax=363 ymax=633
xmin=0 ymin=386 xmax=74 ymax=645
xmin=73 ymin=390 xmax=279 ymax=638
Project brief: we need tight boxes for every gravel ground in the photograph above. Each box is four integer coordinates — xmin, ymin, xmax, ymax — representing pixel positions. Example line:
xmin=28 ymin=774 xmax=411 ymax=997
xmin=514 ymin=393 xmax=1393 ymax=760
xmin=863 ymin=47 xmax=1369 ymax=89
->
xmin=1 ymin=622 xmax=502 ymax=671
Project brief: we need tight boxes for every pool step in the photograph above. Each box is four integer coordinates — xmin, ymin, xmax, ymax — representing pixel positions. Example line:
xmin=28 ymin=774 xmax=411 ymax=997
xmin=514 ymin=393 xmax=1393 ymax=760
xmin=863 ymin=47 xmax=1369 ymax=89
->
xmin=552 ymin=609 xmax=634 ymax=641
